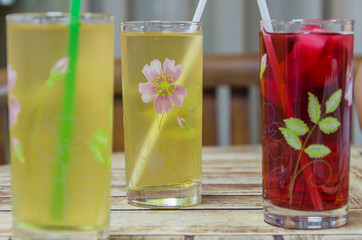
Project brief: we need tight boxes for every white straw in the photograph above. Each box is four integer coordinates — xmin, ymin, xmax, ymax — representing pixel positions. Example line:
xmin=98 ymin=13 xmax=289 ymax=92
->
xmin=129 ymin=1 xmax=207 ymax=185
xmin=257 ymin=0 xmax=273 ymax=32
xmin=190 ymin=0 xmax=207 ymax=31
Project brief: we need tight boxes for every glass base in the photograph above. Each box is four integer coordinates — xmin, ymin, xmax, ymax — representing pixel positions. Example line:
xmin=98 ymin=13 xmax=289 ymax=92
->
xmin=12 ymin=221 xmax=109 ymax=240
xmin=127 ymin=182 xmax=201 ymax=209
xmin=264 ymin=200 xmax=348 ymax=229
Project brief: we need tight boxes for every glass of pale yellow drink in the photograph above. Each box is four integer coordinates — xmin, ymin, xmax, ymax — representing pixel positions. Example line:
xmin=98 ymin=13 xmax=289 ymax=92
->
xmin=120 ymin=21 xmax=203 ymax=208
xmin=6 ymin=13 xmax=114 ymax=239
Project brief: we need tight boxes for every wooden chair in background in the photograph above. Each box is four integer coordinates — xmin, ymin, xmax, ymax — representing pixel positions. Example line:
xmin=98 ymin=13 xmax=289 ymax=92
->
xmin=1 ymin=54 xmax=362 ymax=164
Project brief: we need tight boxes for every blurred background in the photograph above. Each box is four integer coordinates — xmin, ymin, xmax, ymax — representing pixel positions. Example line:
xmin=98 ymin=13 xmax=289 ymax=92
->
xmin=1 ymin=0 xmax=362 ymax=147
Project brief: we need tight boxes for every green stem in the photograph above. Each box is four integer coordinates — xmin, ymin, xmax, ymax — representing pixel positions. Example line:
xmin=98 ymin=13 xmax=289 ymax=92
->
xmin=29 ymin=87 xmax=47 ymax=222
xmin=289 ymin=114 xmax=326 ymax=205
xmin=157 ymin=112 xmax=185 ymax=187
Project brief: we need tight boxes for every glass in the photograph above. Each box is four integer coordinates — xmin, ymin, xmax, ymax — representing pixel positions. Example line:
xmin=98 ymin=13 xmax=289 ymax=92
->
xmin=7 ymin=13 xmax=114 ymax=239
xmin=120 ymin=21 xmax=203 ymax=208
xmin=260 ymin=19 xmax=354 ymax=229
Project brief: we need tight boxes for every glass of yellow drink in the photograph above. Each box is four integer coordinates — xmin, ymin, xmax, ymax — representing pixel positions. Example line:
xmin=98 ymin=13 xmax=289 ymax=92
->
xmin=6 ymin=13 xmax=114 ymax=239
xmin=120 ymin=21 xmax=203 ymax=208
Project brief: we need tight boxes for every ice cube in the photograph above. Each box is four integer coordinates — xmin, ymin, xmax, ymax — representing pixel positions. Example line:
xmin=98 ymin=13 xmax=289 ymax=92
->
xmin=293 ymin=25 xmax=328 ymax=72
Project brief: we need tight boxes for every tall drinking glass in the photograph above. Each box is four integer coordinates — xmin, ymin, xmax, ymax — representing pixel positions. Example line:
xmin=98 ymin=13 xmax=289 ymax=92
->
xmin=120 ymin=21 xmax=203 ymax=208
xmin=260 ymin=19 xmax=354 ymax=229
xmin=7 ymin=13 xmax=114 ymax=239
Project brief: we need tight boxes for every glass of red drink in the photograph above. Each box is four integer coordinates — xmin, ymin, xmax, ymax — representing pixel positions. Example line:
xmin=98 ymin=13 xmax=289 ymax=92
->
xmin=260 ymin=19 xmax=354 ymax=229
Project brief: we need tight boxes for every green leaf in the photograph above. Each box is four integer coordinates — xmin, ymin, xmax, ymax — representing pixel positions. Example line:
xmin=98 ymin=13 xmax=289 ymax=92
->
xmin=46 ymin=75 xmax=64 ymax=88
xmin=88 ymin=141 xmax=105 ymax=164
xmin=280 ymin=127 xmax=302 ymax=150
xmin=92 ymin=129 xmax=109 ymax=148
xmin=325 ymin=89 xmax=342 ymax=114
xmin=14 ymin=142 xmax=25 ymax=164
xmin=308 ymin=92 xmax=321 ymax=124
xmin=305 ymin=144 xmax=331 ymax=158
xmin=284 ymin=118 xmax=309 ymax=136
xmin=260 ymin=66 xmax=266 ymax=80
xmin=319 ymin=117 xmax=341 ymax=134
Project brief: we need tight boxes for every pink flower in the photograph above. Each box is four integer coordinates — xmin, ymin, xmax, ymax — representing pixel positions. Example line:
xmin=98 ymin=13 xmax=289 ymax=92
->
xmin=261 ymin=53 xmax=267 ymax=69
xmin=51 ymin=57 xmax=69 ymax=75
xmin=177 ymin=116 xmax=187 ymax=129
xmin=139 ymin=58 xmax=187 ymax=114
xmin=177 ymin=116 xmax=190 ymax=135
xmin=345 ymin=64 xmax=353 ymax=107
xmin=260 ymin=53 xmax=267 ymax=80
xmin=9 ymin=96 xmax=20 ymax=127
xmin=7 ymin=64 xmax=17 ymax=92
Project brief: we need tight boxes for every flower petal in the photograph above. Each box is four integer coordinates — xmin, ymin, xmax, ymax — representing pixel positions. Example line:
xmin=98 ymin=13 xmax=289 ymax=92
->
xmin=142 ymin=59 xmax=163 ymax=83
xmin=9 ymin=96 xmax=21 ymax=127
xmin=345 ymin=79 xmax=353 ymax=107
xmin=177 ymin=116 xmax=186 ymax=129
xmin=170 ymin=85 xmax=187 ymax=107
xmin=139 ymin=82 xmax=157 ymax=103
xmin=51 ymin=57 xmax=69 ymax=75
xmin=163 ymin=58 xmax=183 ymax=82
xmin=7 ymin=64 xmax=17 ymax=92
xmin=154 ymin=95 xmax=173 ymax=114
xmin=261 ymin=53 xmax=267 ymax=68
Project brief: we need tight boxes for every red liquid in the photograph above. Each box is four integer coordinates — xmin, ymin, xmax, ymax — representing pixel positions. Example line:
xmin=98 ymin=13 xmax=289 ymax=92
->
xmin=260 ymin=27 xmax=353 ymax=211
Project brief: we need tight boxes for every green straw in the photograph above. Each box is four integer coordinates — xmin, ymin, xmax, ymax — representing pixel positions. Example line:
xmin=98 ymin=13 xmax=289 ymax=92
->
xmin=50 ymin=0 xmax=81 ymax=220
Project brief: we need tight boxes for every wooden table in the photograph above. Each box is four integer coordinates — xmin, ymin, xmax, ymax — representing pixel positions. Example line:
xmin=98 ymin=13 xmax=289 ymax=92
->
xmin=1 ymin=145 xmax=362 ymax=239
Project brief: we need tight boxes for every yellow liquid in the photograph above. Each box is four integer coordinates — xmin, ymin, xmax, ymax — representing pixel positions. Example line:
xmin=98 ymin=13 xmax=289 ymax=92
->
xmin=121 ymin=32 xmax=202 ymax=190
xmin=7 ymin=23 xmax=114 ymax=230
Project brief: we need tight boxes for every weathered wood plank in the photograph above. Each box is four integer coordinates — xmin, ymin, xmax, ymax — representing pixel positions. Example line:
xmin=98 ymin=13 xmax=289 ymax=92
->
xmin=0 ymin=145 xmax=362 ymax=238
xmin=0 ymin=183 xmax=262 ymax=198
xmin=0 ymin=195 xmax=263 ymax=212
xmin=195 ymin=235 xmax=362 ymax=240
xmin=2 ymin=210 xmax=362 ymax=237
xmin=108 ymin=209 xmax=362 ymax=235
xmin=0 ymin=212 xmax=10 ymax=236
xmin=110 ymin=237 xmax=184 ymax=240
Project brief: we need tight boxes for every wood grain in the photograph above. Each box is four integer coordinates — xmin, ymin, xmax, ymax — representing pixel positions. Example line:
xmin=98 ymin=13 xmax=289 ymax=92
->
xmin=0 ymin=145 xmax=362 ymax=239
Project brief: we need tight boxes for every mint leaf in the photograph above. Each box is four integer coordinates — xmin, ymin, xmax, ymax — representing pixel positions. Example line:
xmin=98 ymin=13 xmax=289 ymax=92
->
xmin=280 ymin=127 xmax=302 ymax=150
xmin=319 ymin=117 xmax=341 ymax=134
xmin=92 ymin=129 xmax=109 ymax=148
xmin=325 ymin=89 xmax=342 ymax=114
xmin=284 ymin=118 xmax=309 ymax=136
xmin=308 ymin=92 xmax=321 ymax=124
xmin=305 ymin=144 xmax=331 ymax=158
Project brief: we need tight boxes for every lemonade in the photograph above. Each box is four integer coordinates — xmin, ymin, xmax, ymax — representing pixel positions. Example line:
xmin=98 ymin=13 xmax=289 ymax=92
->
xmin=121 ymin=22 xmax=202 ymax=208
xmin=7 ymin=13 xmax=114 ymax=235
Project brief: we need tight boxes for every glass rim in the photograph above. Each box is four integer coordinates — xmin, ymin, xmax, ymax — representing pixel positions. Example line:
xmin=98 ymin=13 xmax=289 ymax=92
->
xmin=6 ymin=12 xmax=114 ymax=24
xmin=120 ymin=20 xmax=202 ymax=26
xmin=120 ymin=21 xmax=202 ymax=33
xmin=260 ymin=19 xmax=354 ymax=25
